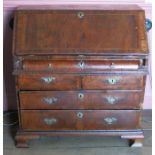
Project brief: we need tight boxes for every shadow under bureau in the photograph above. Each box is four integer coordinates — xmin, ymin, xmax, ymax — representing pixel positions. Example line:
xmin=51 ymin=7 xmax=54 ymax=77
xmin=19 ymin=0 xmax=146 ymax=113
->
xmin=12 ymin=5 xmax=149 ymax=148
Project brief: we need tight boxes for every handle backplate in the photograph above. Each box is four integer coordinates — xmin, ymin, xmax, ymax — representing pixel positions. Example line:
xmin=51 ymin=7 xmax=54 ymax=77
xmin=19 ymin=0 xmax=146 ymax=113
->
xmin=44 ymin=118 xmax=57 ymax=125
xmin=104 ymin=117 xmax=117 ymax=125
xmin=105 ymin=96 xmax=119 ymax=104
xmin=42 ymin=97 xmax=58 ymax=105
xmin=41 ymin=76 xmax=55 ymax=84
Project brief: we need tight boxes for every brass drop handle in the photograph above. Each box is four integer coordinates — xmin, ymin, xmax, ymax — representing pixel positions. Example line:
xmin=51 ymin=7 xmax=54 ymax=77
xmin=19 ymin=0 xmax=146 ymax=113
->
xmin=77 ymin=112 xmax=84 ymax=119
xmin=104 ymin=117 xmax=117 ymax=125
xmin=105 ymin=96 xmax=118 ymax=104
xmin=44 ymin=118 xmax=57 ymax=125
xmin=41 ymin=76 xmax=55 ymax=84
xmin=42 ymin=97 xmax=58 ymax=105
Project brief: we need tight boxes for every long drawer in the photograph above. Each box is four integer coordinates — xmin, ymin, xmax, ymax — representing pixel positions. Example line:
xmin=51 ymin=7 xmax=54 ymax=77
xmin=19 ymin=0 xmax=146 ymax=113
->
xmin=19 ymin=91 xmax=143 ymax=109
xmin=21 ymin=110 xmax=141 ymax=131
xmin=17 ymin=74 xmax=81 ymax=90
xmin=22 ymin=59 xmax=141 ymax=72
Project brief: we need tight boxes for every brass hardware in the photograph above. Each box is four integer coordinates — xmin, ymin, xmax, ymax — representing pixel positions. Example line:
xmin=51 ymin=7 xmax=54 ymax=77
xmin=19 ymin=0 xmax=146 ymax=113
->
xmin=77 ymin=12 xmax=84 ymax=18
xmin=44 ymin=118 xmax=57 ymax=125
xmin=104 ymin=117 xmax=117 ymax=125
xmin=41 ymin=76 xmax=55 ymax=84
xmin=106 ymin=77 xmax=120 ymax=84
xmin=48 ymin=63 xmax=53 ymax=69
xmin=14 ymin=56 xmax=22 ymax=70
xmin=78 ymin=93 xmax=84 ymax=100
xmin=78 ymin=55 xmax=85 ymax=58
xmin=110 ymin=62 xmax=115 ymax=69
xmin=77 ymin=112 xmax=83 ymax=118
xmin=79 ymin=61 xmax=85 ymax=69
xmin=42 ymin=97 xmax=58 ymax=105
xmin=105 ymin=96 xmax=118 ymax=104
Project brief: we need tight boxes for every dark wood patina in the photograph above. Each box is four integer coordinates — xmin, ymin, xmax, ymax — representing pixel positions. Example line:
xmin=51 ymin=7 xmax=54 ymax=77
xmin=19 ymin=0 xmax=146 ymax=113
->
xmin=12 ymin=5 xmax=148 ymax=148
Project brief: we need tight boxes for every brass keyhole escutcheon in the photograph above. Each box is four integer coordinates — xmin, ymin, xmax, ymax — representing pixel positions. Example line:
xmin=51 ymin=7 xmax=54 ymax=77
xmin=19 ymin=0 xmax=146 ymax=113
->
xmin=77 ymin=112 xmax=84 ymax=119
xmin=110 ymin=79 xmax=115 ymax=84
xmin=79 ymin=61 xmax=85 ymax=69
xmin=107 ymin=77 xmax=120 ymax=85
xmin=78 ymin=93 xmax=84 ymax=100
xmin=77 ymin=12 xmax=84 ymax=19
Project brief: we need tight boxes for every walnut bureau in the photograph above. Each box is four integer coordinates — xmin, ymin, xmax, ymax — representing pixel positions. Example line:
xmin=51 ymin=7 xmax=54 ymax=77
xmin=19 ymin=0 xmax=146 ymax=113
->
xmin=13 ymin=5 xmax=149 ymax=148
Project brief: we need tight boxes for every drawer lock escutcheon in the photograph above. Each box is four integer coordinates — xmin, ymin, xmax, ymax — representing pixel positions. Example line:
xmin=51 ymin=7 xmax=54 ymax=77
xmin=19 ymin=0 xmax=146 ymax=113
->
xmin=42 ymin=97 xmax=58 ymax=105
xmin=104 ymin=117 xmax=117 ymax=125
xmin=77 ymin=12 xmax=84 ymax=18
xmin=77 ymin=112 xmax=84 ymax=119
xmin=44 ymin=118 xmax=57 ymax=125
xmin=48 ymin=63 xmax=53 ymax=69
xmin=106 ymin=78 xmax=120 ymax=85
xmin=41 ymin=76 xmax=55 ymax=84
xmin=105 ymin=96 xmax=118 ymax=104
xmin=78 ymin=93 xmax=84 ymax=100
xmin=78 ymin=61 xmax=85 ymax=69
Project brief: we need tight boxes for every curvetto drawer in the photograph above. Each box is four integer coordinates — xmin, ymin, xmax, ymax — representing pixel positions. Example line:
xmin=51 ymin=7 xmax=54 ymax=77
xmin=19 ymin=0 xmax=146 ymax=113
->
xmin=22 ymin=59 xmax=141 ymax=73
xmin=82 ymin=75 xmax=144 ymax=90
xmin=17 ymin=74 xmax=81 ymax=90
xmin=19 ymin=91 xmax=143 ymax=110
xmin=21 ymin=110 xmax=141 ymax=131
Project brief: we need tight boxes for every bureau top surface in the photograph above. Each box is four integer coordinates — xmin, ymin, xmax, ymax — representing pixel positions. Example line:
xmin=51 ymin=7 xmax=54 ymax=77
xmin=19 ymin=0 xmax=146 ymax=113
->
xmin=13 ymin=5 xmax=148 ymax=56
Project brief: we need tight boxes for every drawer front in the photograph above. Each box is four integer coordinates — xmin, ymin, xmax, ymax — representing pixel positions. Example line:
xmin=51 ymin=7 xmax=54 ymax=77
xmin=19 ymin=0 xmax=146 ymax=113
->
xmin=17 ymin=74 xmax=81 ymax=90
xmin=19 ymin=91 xmax=143 ymax=109
xmin=23 ymin=60 xmax=81 ymax=72
xmin=21 ymin=110 xmax=141 ymax=131
xmin=84 ymin=60 xmax=140 ymax=71
xmin=22 ymin=59 xmax=141 ymax=72
xmin=82 ymin=75 xmax=144 ymax=90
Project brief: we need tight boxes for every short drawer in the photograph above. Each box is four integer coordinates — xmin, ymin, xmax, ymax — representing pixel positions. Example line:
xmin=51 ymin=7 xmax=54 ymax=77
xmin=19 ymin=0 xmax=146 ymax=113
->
xmin=23 ymin=60 xmax=81 ymax=72
xmin=19 ymin=91 xmax=143 ymax=109
xmin=22 ymin=59 xmax=141 ymax=73
xmin=21 ymin=110 xmax=141 ymax=131
xmin=82 ymin=75 xmax=144 ymax=90
xmin=17 ymin=74 xmax=81 ymax=90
